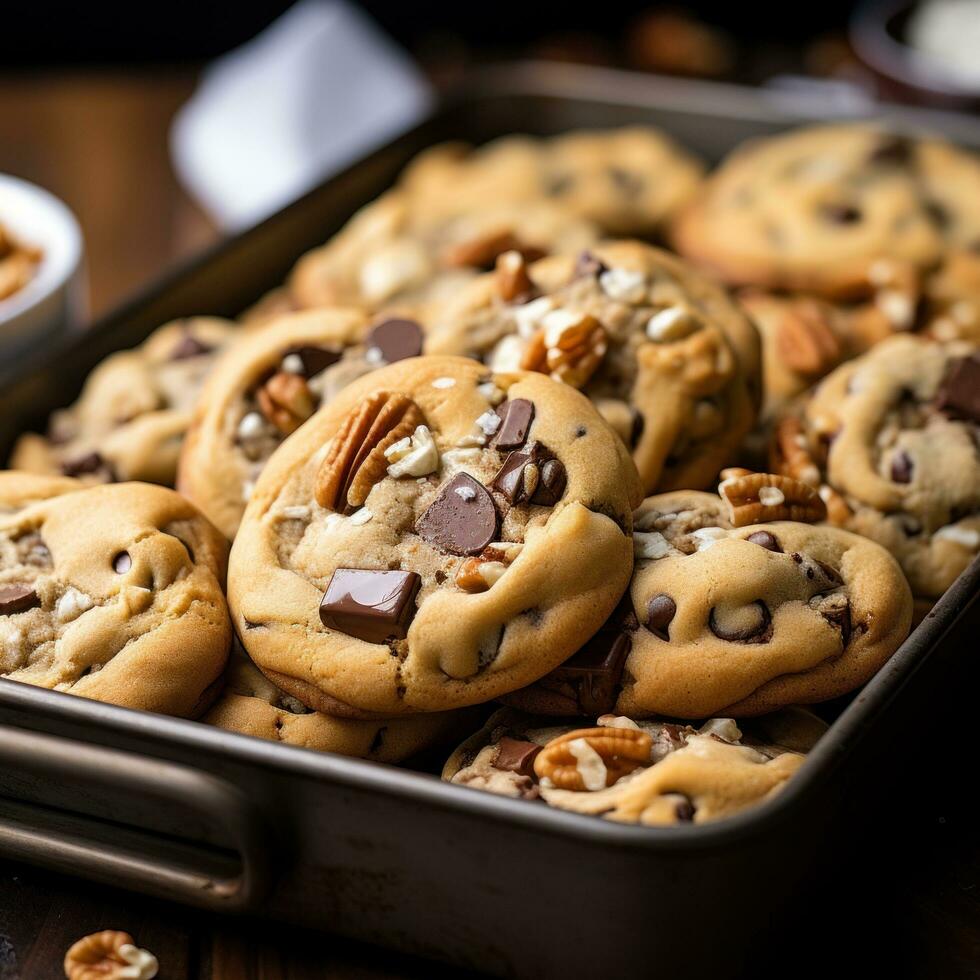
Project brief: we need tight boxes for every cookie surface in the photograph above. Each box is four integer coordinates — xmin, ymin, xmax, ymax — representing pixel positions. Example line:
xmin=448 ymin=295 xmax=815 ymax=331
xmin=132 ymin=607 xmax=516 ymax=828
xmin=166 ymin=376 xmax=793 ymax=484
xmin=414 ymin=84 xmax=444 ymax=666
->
xmin=10 ymin=317 xmax=237 ymax=486
xmin=427 ymin=241 xmax=761 ymax=493
xmin=443 ymin=707 xmax=825 ymax=825
xmin=506 ymin=483 xmax=913 ymax=718
xmin=773 ymin=335 xmax=980 ymax=599
xmin=202 ymin=648 xmax=466 ymax=761
xmin=179 ymin=308 xmax=421 ymax=538
xmin=673 ymin=125 xmax=980 ymax=298
xmin=228 ymin=355 xmax=641 ymax=717
xmin=0 ymin=473 xmax=231 ymax=715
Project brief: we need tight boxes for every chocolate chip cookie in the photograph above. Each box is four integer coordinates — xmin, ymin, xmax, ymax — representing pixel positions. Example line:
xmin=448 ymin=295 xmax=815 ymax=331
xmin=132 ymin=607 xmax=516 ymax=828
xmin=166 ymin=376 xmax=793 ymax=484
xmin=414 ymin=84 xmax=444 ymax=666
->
xmin=0 ymin=473 xmax=231 ymax=715
xmin=178 ymin=309 xmax=428 ymax=538
xmin=443 ymin=707 xmax=826 ymax=825
xmin=673 ymin=125 xmax=980 ymax=298
xmin=400 ymin=127 xmax=704 ymax=237
xmin=506 ymin=477 xmax=913 ymax=718
xmin=203 ymin=647 xmax=466 ymax=761
xmin=426 ymin=241 xmax=761 ymax=492
xmin=773 ymin=335 xmax=980 ymax=599
xmin=10 ymin=317 xmax=237 ymax=486
xmin=228 ymin=355 xmax=642 ymax=717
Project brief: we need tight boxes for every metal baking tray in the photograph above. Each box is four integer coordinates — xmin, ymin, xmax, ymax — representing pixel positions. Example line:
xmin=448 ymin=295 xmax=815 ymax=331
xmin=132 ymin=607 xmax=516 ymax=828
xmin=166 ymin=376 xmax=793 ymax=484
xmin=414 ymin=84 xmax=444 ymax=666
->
xmin=1 ymin=63 xmax=979 ymax=978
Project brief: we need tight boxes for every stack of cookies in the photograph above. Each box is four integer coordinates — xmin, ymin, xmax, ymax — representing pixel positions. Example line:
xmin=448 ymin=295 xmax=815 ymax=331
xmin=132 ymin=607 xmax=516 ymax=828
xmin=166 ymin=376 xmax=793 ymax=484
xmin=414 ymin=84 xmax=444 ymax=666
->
xmin=3 ymin=122 xmax=977 ymax=829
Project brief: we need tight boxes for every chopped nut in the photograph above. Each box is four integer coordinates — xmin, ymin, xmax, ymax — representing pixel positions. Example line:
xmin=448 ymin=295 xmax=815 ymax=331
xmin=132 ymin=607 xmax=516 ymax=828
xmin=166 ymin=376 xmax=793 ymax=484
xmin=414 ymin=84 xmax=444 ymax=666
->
xmin=385 ymin=424 xmax=440 ymax=478
xmin=444 ymin=229 xmax=543 ymax=269
xmin=719 ymin=471 xmax=826 ymax=526
xmin=455 ymin=543 xmax=520 ymax=593
xmin=495 ymin=249 xmax=536 ymax=301
xmin=521 ymin=310 xmax=608 ymax=388
xmin=771 ymin=416 xmax=822 ymax=487
xmin=775 ymin=300 xmax=844 ymax=377
xmin=256 ymin=371 xmax=315 ymax=435
xmin=64 ymin=930 xmax=158 ymax=980
xmin=534 ymin=726 xmax=652 ymax=791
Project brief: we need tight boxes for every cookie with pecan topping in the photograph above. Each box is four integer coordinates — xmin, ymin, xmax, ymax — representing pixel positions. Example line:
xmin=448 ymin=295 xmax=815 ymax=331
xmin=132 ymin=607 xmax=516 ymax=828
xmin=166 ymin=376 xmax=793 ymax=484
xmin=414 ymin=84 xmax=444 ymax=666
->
xmin=0 ymin=472 xmax=231 ymax=715
xmin=426 ymin=241 xmax=761 ymax=493
xmin=10 ymin=317 xmax=238 ymax=486
xmin=772 ymin=335 xmax=980 ymax=599
xmin=443 ymin=707 xmax=826 ymax=825
xmin=228 ymin=355 xmax=642 ymax=717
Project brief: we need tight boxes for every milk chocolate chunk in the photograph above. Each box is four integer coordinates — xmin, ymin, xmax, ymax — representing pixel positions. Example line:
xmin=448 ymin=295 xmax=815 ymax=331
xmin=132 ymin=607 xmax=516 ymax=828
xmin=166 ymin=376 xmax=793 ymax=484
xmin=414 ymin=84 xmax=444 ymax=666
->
xmin=491 ymin=442 xmax=565 ymax=507
xmin=709 ymin=601 xmax=771 ymax=643
xmin=0 ymin=584 xmax=40 ymax=615
xmin=286 ymin=345 xmax=343 ymax=378
xmin=490 ymin=399 xmax=535 ymax=451
xmin=366 ymin=318 xmax=423 ymax=363
xmin=319 ymin=568 xmax=421 ymax=644
xmin=935 ymin=356 xmax=980 ymax=423
xmin=745 ymin=530 xmax=782 ymax=553
xmin=169 ymin=331 xmax=213 ymax=360
xmin=547 ymin=628 xmax=632 ymax=715
xmin=61 ymin=452 xmax=115 ymax=481
xmin=646 ymin=594 xmax=676 ymax=640
xmin=416 ymin=473 xmax=498 ymax=556
xmin=493 ymin=736 xmax=542 ymax=777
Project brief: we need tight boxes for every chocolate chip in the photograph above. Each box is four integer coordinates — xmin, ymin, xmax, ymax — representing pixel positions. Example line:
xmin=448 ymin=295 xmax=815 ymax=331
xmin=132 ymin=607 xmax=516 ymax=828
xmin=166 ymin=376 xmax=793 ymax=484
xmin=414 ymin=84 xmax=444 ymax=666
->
xmin=817 ymin=594 xmax=852 ymax=648
xmin=493 ymin=737 xmax=542 ymax=777
xmin=366 ymin=318 xmax=424 ymax=363
xmin=0 ymin=584 xmax=40 ymax=615
xmin=112 ymin=551 xmax=132 ymax=574
xmin=546 ymin=628 xmax=632 ymax=715
xmin=646 ymin=594 xmax=676 ymax=640
xmin=674 ymin=796 xmax=696 ymax=822
xmin=532 ymin=458 xmax=566 ymax=506
xmin=935 ymin=356 xmax=980 ymax=423
xmin=630 ymin=410 xmax=645 ymax=449
xmin=709 ymin=601 xmax=772 ymax=643
xmin=608 ymin=166 xmax=644 ymax=198
xmin=890 ymin=450 xmax=914 ymax=484
xmin=823 ymin=203 xmax=862 ymax=225
xmin=490 ymin=399 xmax=535 ymax=451
xmin=319 ymin=568 xmax=421 ymax=644
xmin=869 ymin=135 xmax=913 ymax=166
xmin=573 ymin=250 xmax=608 ymax=280
xmin=924 ymin=199 xmax=950 ymax=229
xmin=545 ymin=173 xmax=574 ymax=197
xmin=169 ymin=331 xmax=213 ymax=360
xmin=285 ymin=345 xmax=342 ymax=378
xmin=745 ymin=531 xmax=782 ymax=553
xmin=416 ymin=473 xmax=498 ymax=556
xmin=61 ymin=452 xmax=115 ymax=481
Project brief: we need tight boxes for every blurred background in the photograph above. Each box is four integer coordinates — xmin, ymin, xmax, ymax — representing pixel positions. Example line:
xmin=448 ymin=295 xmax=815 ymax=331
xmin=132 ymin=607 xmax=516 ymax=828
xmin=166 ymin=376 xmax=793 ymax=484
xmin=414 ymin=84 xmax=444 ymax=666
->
xmin=3 ymin=0 xmax=980 ymax=315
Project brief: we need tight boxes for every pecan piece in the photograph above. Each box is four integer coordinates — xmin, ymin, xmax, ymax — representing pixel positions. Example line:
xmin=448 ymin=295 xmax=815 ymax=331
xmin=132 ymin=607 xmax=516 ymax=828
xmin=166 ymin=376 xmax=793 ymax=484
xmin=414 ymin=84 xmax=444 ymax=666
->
xmin=771 ymin=416 xmax=822 ymax=488
xmin=444 ymin=229 xmax=545 ymax=269
xmin=521 ymin=310 xmax=608 ymax=389
xmin=775 ymin=300 xmax=844 ymax=378
xmin=534 ymin=726 xmax=652 ymax=791
xmin=315 ymin=391 xmax=425 ymax=511
xmin=455 ymin=542 xmax=523 ymax=593
xmin=494 ymin=249 xmax=536 ymax=302
xmin=256 ymin=371 xmax=315 ymax=435
xmin=719 ymin=471 xmax=827 ymax=527
xmin=64 ymin=930 xmax=158 ymax=980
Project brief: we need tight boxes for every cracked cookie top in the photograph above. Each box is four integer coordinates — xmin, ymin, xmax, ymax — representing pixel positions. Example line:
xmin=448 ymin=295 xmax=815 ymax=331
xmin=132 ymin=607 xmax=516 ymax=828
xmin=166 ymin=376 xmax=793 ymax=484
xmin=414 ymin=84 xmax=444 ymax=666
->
xmin=673 ymin=125 xmax=980 ymax=298
xmin=228 ymin=355 xmax=642 ymax=717
xmin=10 ymin=317 xmax=238 ymax=486
xmin=426 ymin=241 xmax=761 ymax=493
xmin=0 ymin=473 xmax=231 ymax=716
xmin=443 ymin=707 xmax=825 ymax=826
xmin=773 ymin=335 xmax=980 ymax=599
xmin=505 ymin=479 xmax=912 ymax=718
xmin=179 ymin=309 xmax=429 ymax=538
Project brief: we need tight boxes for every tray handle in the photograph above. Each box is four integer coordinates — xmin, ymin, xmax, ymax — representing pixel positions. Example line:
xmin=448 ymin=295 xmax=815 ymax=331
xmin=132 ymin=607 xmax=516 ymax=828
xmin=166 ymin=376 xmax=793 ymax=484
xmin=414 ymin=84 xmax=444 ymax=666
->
xmin=0 ymin=724 xmax=269 ymax=911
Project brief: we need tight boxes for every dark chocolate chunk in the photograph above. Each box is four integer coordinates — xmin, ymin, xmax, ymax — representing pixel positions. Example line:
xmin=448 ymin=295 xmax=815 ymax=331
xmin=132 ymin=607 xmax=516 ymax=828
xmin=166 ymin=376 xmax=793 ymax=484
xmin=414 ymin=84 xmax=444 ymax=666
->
xmin=112 ymin=551 xmax=132 ymax=574
xmin=745 ymin=530 xmax=782 ymax=553
xmin=493 ymin=736 xmax=542 ymax=777
xmin=823 ymin=203 xmax=862 ymax=225
xmin=366 ymin=318 xmax=424 ymax=363
xmin=61 ymin=452 xmax=115 ymax=481
xmin=532 ymin=458 xmax=566 ymax=506
xmin=0 ymin=584 xmax=40 ymax=615
xmin=490 ymin=399 xmax=535 ymax=451
xmin=708 ymin=601 xmax=772 ymax=643
xmin=491 ymin=442 xmax=566 ymax=507
xmin=285 ymin=345 xmax=343 ymax=378
xmin=646 ymin=594 xmax=676 ymax=641
xmin=491 ymin=450 xmax=537 ymax=505
xmin=319 ymin=568 xmax=421 ymax=644
xmin=890 ymin=450 xmax=914 ymax=484
xmin=546 ymin=628 xmax=632 ymax=715
xmin=169 ymin=331 xmax=213 ymax=360
xmin=416 ymin=473 xmax=498 ymax=556
xmin=573 ymin=250 xmax=608 ymax=280
xmin=674 ymin=796 xmax=696 ymax=822
xmin=935 ymin=356 xmax=980 ymax=423
xmin=869 ymin=134 xmax=913 ymax=166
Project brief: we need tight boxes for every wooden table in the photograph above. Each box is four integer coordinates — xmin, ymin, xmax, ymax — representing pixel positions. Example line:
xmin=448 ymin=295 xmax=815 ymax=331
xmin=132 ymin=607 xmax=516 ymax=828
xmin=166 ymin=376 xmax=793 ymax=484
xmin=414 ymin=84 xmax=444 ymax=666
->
xmin=1 ymin=69 xmax=979 ymax=979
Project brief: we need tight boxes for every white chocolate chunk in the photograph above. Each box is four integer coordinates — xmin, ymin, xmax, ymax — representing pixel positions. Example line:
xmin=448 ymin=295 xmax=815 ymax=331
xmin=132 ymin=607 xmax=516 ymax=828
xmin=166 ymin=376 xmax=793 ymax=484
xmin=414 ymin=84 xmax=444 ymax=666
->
xmin=645 ymin=306 xmax=696 ymax=342
xmin=699 ymin=718 xmax=742 ymax=742
xmin=758 ymin=486 xmax=785 ymax=507
xmin=237 ymin=412 xmax=266 ymax=441
xmin=691 ymin=527 xmax=728 ymax=550
xmin=599 ymin=267 xmax=647 ymax=303
xmin=281 ymin=353 xmax=305 ymax=374
xmin=56 ymin=587 xmax=93 ymax=623
xmin=633 ymin=530 xmax=672 ymax=559
xmin=934 ymin=524 xmax=980 ymax=549
xmin=386 ymin=425 xmax=439 ymax=478
xmin=568 ymin=737 xmax=608 ymax=791
xmin=513 ymin=295 xmax=556 ymax=338
xmin=432 ymin=377 xmax=456 ymax=389
xmin=117 ymin=943 xmax=159 ymax=980
xmin=349 ymin=508 xmax=374 ymax=526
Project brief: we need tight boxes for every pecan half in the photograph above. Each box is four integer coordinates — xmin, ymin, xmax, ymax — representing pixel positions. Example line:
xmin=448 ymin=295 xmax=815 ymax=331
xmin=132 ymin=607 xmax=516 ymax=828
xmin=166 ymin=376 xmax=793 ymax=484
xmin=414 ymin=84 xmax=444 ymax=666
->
xmin=534 ymin=726 xmax=652 ymax=791
xmin=64 ymin=930 xmax=157 ymax=980
xmin=521 ymin=310 xmax=608 ymax=388
xmin=315 ymin=391 xmax=425 ymax=511
xmin=719 ymin=471 xmax=827 ymax=526
xmin=257 ymin=371 xmax=315 ymax=435
xmin=775 ymin=300 xmax=843 ymax=378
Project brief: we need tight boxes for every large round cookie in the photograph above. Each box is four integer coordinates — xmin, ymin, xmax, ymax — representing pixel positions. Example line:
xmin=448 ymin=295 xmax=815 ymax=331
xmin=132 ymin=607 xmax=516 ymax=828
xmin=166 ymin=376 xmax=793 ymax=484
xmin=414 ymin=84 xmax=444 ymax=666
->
xmin=228 ymin=355 xmax=642 ymax=717
xmin=443 ymin=707 xmax=825 ymax=825
xmin=202 ymin=648 xmax=466 ymax=761
xmin=0 ymin=473 xmax=231 ymax=715
xmin=179 ymin=309 xmax=428 ymax=538
xmin=10 ymin=317 xmax=237 ymax=486
xmin=426 ymin=241 xmax=761 ymax=492
xmin=506 ymin=481 xmax=912 ymax=718
xmin=673 ymin=124 xmax=980 ymax=298
xmin=773 ymin=335 xmax=980 ymax=599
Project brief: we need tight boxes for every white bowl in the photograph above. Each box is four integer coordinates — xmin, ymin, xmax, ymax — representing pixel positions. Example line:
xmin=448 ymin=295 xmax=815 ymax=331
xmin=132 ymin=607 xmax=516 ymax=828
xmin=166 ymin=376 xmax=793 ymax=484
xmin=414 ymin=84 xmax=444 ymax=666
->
xmin=0 ymin=173 xmax=85 ymax=362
